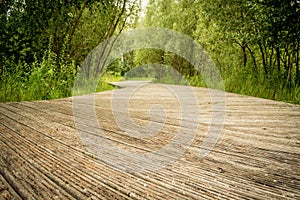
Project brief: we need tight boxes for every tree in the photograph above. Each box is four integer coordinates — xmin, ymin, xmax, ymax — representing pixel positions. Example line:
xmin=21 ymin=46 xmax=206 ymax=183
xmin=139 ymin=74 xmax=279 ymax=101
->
xmin=0 ymin=0 xmax=138 ymax=73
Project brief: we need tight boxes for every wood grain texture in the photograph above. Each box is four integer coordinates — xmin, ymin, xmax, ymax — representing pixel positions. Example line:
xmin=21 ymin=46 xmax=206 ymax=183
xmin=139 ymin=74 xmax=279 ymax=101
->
xmin=0 ymin=81 xmax=299 ymax=199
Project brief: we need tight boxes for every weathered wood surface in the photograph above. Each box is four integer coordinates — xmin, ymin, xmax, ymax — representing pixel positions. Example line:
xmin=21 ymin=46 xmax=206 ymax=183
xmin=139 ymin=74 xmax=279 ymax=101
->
xmin=0 ymin=81 xmax=300 ymax=199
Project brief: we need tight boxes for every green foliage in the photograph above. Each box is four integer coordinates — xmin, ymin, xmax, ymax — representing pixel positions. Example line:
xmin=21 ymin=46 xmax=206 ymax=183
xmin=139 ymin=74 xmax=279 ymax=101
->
xmin=0 ymin=39 xmax=77 ymax=102
xmin=72 ymin=69 xmax=123 ymax=96
xmin=1 ymin=0 xmax=299 ymax=104
xmin=0 ymin=0 xmax=139 ymax=102
xmin=224 ymin=70 xmax=300 ymax=104
xmin=0 ymin=0 xmax=138 ymax=73
xmin=125 ymin=64 xmax=186 ymax=84
xmin=132 ymin=0 xmax=300 ymax=104
xmin=187 ymin=75 xmax=207 ymax=88
xmin=95 ymin=73 xmax=123 ymax=92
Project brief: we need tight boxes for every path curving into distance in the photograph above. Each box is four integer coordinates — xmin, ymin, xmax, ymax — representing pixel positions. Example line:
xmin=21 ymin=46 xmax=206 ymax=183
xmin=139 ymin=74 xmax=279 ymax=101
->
xmin=0 ymin=81 xmax=300 ymax=199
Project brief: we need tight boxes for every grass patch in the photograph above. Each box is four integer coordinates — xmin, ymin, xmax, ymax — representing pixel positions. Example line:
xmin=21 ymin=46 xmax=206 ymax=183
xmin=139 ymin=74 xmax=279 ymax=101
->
xmin=96 ymin=73 xmax=123 ymax=92
xmin=223 ymin=73 xmax=300 ymax=104
xmin=0 ymin=45 xmax=77 ymax=102
xmin=0 ymin=42 xmax=123 ymax=102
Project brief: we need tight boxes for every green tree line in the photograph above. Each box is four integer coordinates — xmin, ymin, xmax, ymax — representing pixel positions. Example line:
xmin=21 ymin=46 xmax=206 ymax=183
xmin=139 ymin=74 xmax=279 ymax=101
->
xmin=131 ymin=0 xmax=300 ymax=103
xmin=0 ymin=0 xmax=139 ymax=101
xmin=0 ymin=0 xmax=299 ymax=103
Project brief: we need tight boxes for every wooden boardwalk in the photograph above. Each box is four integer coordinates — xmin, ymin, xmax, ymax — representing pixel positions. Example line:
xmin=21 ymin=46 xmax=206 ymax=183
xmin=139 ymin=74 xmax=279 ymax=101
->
xmin=0 ymin=81 xmax=300 ymax=199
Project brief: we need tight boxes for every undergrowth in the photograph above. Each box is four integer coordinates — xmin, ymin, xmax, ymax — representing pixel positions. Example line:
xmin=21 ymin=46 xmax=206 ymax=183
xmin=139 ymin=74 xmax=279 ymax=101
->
xmin=188 ymin=70 xmax=300 ymax=104
xmin=0 ymin=40 xmax=122 ymax=102
xmin=224 ymin=73 xmax=300 ymax=104
xmin=0 ymin=39 xmax=77 ymax=102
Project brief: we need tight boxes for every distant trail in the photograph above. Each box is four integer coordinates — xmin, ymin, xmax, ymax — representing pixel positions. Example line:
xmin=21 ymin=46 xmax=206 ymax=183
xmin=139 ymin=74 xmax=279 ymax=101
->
xmin=0 ymin=81 xmax=300 ymax=199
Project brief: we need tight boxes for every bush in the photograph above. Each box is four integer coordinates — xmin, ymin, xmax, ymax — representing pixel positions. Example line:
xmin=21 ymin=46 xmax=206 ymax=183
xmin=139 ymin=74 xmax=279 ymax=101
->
xmin=0 ymin=38 xmax=77 ymax=102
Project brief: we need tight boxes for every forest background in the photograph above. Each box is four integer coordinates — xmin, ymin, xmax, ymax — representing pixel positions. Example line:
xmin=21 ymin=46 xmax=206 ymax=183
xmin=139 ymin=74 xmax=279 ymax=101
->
xmin=0 ymin=0 xmax=299 ymax=103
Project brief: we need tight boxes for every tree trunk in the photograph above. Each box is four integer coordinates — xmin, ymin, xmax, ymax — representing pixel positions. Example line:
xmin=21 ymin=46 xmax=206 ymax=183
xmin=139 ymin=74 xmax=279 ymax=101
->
xmin=259 ymin=42 xmax=267 ymax=75
xmin=235 ymin=40 xmax=247 ymax=67
xmin=287 ymin=47 xmax=295 ymax=85
xmin=95 ymin=0 xmax=130 ymax=75
xmin=67 ymin=0 xmax=90 ymax=53
xmin=296 ymin=43 xmax=299 ymax=84
xmin=269 ymin=46 xmax=274 ymax=70
xmin=246 ymin=44 xmax=257 ymax=72
xmin=242 ymin=45 xmax=247 ymax=67
xmin=276 ymin=46 xmax=280 ymax=72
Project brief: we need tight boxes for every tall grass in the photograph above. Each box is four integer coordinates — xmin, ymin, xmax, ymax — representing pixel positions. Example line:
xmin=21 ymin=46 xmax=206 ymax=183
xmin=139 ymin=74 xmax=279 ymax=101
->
xmin=1 ymin=45 xmax=298 ymax=104
xmin=0 ymin=32 xmax=127 ymax=103
xmin=223 ymin=72 xmax=300 ymax=104
xmin=0 ymin=59 xmax=123 ymax=102
xmin=72 ymin=71 xmax=123 ymax=96
xmin=0 ymin=40 xmax=77 ymax=102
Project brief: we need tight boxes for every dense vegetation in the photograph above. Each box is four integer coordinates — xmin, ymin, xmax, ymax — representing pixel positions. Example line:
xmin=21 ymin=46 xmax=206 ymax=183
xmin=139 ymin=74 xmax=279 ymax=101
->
xmin=0 ymin=0 xmax=299 ymax=103
xmin=134 ymin=0 xmax=300 ymax=103
xmin=0 ymin=0 xmax=138 ymax=101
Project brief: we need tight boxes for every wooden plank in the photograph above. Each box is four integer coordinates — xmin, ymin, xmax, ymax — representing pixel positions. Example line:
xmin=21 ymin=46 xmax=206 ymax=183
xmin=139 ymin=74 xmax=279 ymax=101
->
xmin=0 ymin=81 xmax=299 ymax=199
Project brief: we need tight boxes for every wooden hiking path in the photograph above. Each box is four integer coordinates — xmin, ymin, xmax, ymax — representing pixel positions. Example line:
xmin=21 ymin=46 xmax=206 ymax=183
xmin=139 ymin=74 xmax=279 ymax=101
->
xmin=0 ymin=81 xmax=299 ymax=199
